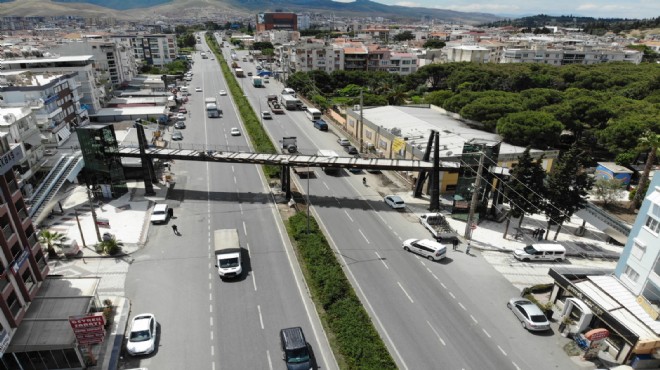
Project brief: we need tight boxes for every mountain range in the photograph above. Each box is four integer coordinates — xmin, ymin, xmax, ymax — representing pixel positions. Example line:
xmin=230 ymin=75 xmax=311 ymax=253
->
xmin=0 ymin=0 xmax=502 ymax=24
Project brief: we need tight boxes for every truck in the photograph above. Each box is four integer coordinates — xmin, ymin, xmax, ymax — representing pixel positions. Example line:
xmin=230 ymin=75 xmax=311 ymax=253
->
xmin=268 ymin=99 xmax=284 ymax=114
xmin=201 ymin=52 xmax=208 ymax=59
xmin=280 ymin=94 xmax=302 ymax=110
xmin=316 ymin=150 xmax=340 ymax=174
xmin=214 ymin=229 xmax=242 ymax=279
xmin=235 ymin=68 xmax=245 ymax=77
xmin=281 ymin=137 xmax=298 ymax=154
xmin=231 ymin=61 xmax=239 ymax=69
xmin=252 ymin=76 xmax=263 ymax=87
xmin=205 ymin=97 xmax=222 ymax=118
xmin=418 ymin=213 xmax=460 ymax=245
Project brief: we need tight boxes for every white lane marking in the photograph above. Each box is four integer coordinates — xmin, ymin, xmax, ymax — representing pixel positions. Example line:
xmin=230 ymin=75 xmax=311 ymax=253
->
xmin=498 ymin=345 xmax=507 ymax=356
xmin=471 ymin=315 xmax=478 ymax=324
xmin=343 ymin=210 xmax=353 ymax=222
xmin=243 ymin=221 xmax=248 ymax=236
xmin=210 ymin=304 xmax=213 ymax=313
xmin=482 ymin=328 xmax=491 ymax=338
xmin=252 ymin=271 xmax=257 ymax=291
xmin=512 ymin=361 xmax=521 ymax=370
xmin=426 ymin=321 xmax=446 ymax=346
xmin=209 ymin=293 xmax=212 ymax=301
xmin=232 ymin=165 xmax=235 ymax=172
xmin=358 ymin=229 xmax=370 ymax=243
xmin=397 ymin=282 xmax=414 ymax=303
xmin=233 ymin=176 xmax=237 ymax=184
xmin=257 ymin=305 xmax=265 ymax=329
xmin=419 ymin=260 xmax=426 ymax=267
xmin=449 ymin=292 xmax=456 ymax=299
xmin=374 ymin=251 xmax=389 ymax=269
xmin=209 ymin=272 xmax=212 ymax=280
xmin=322 ymin=181 xmax=330 ymax=190
xmin=210 ymin=317 xmax=213 ymax=326
xmin=209 ymin=282 xmax=212 ymax=290
xmin=210 ymin=331 xmax=214 ymax=340
xmin=266 ymin=350 xmax=273 ymax=370
xmin=458 ymin=302 xmax=466 ymax=311
xmin=211 ymin=345 xmax=214 ymax=356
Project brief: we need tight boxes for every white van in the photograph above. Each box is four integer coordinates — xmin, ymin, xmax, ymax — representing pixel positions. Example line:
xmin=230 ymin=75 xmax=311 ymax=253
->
xmin=402 ymin=239 xmax=447 ymax=261
xmin=513 ymin=243 xmax=566 ymax=262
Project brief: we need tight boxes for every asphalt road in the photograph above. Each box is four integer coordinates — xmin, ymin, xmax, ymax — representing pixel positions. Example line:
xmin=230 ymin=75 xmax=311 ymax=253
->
xmin=123 ymin=34 xmax=335 ymax=370
xmin=222 ymin=44 xmax=580 ymax=370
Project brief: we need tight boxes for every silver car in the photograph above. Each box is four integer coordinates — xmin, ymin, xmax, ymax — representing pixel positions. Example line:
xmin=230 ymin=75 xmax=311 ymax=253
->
xmin=507 ymin=298 xmax=551 ymax=331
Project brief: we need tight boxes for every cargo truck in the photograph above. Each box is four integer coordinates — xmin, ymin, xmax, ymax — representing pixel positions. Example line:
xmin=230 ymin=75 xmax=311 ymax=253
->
xmin=317 ymin=150 xmax=340 ymax=174
xmin=280 ymin=94 xmax=302 ymax=110
xmin=418 ymin=213 xmax=460 ymax=244
xmin=201 ymin=52 xmax=208 ymax=59
xmin=204 ymin=97 xmax=222 ymax=117
xmin=235 ymin=68 xmax=245 ymax=77
xmin=214 ymin=229 xmax=242 ymax=279
xmin=252 ymin=76 xmax=263 ymax=87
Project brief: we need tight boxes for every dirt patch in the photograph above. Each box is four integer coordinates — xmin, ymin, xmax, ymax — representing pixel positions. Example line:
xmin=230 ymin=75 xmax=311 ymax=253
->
xmin=592 ymin=201 xmax=638 ymax=224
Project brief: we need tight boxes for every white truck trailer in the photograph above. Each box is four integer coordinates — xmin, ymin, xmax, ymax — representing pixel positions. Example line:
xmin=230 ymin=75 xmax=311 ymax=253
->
xmin=205 ymin=97 xmax=221 ymax=118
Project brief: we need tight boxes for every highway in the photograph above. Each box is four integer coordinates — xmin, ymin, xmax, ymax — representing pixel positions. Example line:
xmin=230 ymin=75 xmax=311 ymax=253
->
xmin=218 ymin=35 xmax=580 ymax=370
xmin=123 ymin=34 xmax=335 ymax=370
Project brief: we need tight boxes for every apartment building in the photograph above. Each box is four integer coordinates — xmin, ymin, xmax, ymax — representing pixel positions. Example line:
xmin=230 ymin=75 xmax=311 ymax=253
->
xmin=500 ymin=44 xmax=642 ymax=65
xmin=388 ymin=52 xmax=417 ymax=75
xmin=0 ymin=56 xmax=102 ymax=114
xmin=445 ymin=45 xmax=489 ymax=63
xmin=256 ymin=12 xmax=297 ymax=33
xmin=112 ymin=34 xmax=178 ymax=67
xmin=0 ymin=107 xmax=43 ymax=196
xmin=335 ymin=39 xmax=368 ymax=72
xmin=0 ymin=136 xmax=50 ymax=361
xmin=0 ymin=71 xmax=88 ymax=148
xmin=291 ymin=39 xmax=343 ymax=73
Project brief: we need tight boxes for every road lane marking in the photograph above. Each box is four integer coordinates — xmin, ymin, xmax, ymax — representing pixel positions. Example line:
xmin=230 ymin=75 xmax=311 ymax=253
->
xmin=252 ymin=271 xmax=257 ymax=291
xmin=266 ymin=350 xmax=273 ymax=370
xmin=449 ymin=292 xmax=456 ymax=299
xmin=210 ymin=304 xmax=213 ymax=313
xmin=482 ymin=328 xmax=491 ymax=338
xmin=498 ymin=345 xmax=507 ymax=356
xmin=512 ymin=361 xmax=521 ymax=370
xmin=233 ymin=176 xmax=237 ymax=184
xmin=209 ymin=273 xmax=212 ymax=280
xmin=375 ymin=251 xmax=389 ymax=269
xmin=210 ymin=317 xmax=213 ymax=326
xmin=243 ymin=221 xmax=247 ymax=237
xmin=211 ymin=345 xmax=214 ymax=356
xmin=322 ymin=181 xmax=330 ymax=190
xmin=471 ymin=315 xmax=478 ymax=324
xmin=232 ymin=165 xmax=235 ymax=172
xmin=397 ymin=282 xmax=414 ymax=303
xmin=209 ymin=293 xmax=212 ymax=301
xmin=358 ymin=229 xmax=370 ymax=243
xmin=426 ymin=321 xmax=446 ymax=346
xmin=458 ymin=302 xmax=466 ymax=311
xmin=209 ymin=282 xmax=212 ymax=290
xmin=257 ymin=304 xmax=265 ymax=329
xmin=210 ymin=331 xmax=213 ymax=340
xmin=344 ymin=210 xmax=353 ymax=222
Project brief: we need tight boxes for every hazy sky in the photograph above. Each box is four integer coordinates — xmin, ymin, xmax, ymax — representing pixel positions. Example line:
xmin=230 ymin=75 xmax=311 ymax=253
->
xmin=367 ymin=0 xmax=660 ymax=19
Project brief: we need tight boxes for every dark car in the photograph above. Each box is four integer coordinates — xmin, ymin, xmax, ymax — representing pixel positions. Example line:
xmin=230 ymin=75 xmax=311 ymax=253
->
xmin=344 ymin=145 xmax=358 ymax=155
xmin=280 ymin=327 xmax=314 ymax=370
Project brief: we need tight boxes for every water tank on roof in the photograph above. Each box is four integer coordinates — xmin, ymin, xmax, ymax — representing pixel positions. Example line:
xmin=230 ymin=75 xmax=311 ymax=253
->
xmin=391 ymin=127 xmax=401 ymax=136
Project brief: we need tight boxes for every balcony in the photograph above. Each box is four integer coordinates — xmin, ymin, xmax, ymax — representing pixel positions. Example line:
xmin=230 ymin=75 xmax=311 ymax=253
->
xmin=2 ymin=225 xmax=14 ymax=240
xmin=9 ymin=300 xmax=22 ymax=317
xmin=17 ymin=208 xmax=28 ymax=222
xmin=27 ymin=233 xmax=38 ymax=248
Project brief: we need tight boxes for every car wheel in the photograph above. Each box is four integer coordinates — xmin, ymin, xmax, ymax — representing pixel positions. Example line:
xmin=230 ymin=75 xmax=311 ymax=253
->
xmin=506 ymin=302 xmax=512 ymax=309
xmin=521 ymin=321 xmax=527 ymax=329
xmin=403 ymin=246 xmax=409 ymax=251
xmin=522 ymin=258 xmax=530 ymax=262
xmin=555 ymin=258 xmax=563 ymax=262
xmin=427 ymin=255 xmax=434 ymax=261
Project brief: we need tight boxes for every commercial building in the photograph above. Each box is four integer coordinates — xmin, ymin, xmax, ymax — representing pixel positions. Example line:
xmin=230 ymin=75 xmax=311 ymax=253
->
xmin=256 ymin=12 xmax=297 ymax=33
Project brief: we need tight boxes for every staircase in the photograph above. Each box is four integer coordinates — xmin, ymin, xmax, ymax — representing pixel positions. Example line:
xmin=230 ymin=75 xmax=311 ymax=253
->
xmin=575 ymin=202 xmax=631 ymax=243
xmin=29 ymin=153 xmax=84 ymax=222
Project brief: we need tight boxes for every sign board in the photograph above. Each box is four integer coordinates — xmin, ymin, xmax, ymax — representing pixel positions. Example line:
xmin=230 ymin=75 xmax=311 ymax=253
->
xmin=69 ymin=313 xmax=106 ymax=345
xmin=0 ymin=329 xmax=10 ymax=357
xmin=0 ymin=145 xmax=24 ymax=176
xmin=11 ymin=249 xmax=30 ymax=273
xmin=585 ymin=328 xmax=609 ymax=341
xmin=96 ymin=218 xmax=110 ymax=229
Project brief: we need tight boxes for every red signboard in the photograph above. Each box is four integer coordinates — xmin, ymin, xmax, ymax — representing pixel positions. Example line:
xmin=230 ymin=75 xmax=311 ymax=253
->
xmin=585 ymin=328 xmax=610 ymax=341
xmin=69 ymin=313 xmax=106 ymax=345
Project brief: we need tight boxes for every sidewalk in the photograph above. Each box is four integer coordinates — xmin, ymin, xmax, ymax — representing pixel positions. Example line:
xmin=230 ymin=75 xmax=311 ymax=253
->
xmin=43 ymin=180 xmax=170 ymax=369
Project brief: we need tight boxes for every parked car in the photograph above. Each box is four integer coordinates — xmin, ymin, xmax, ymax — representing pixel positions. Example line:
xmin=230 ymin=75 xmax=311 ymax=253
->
xmin=195 ymin=87 xmax=202 ymax=92
xmin=337 ymin=137 xmax=350 ymax=146
xmin=171 ymin=131 xmax=184 ymax=141
xmin=261 ymin=111 xmax=272 ymax=120
xmin=230 ymin=127 xmax=241 ymax=136
xmin=174 ymin=121 xmax=186 ymax=129
xmin=150 ymin=203 xmax=170 ymax=224
xmin=344 ymin=145 xmax=358 ymax=155
xmin=178 ymin=107 xmax=187 ymax=114
xmin=384 ymin=195 xmax=405 ymax=209
xmin=507 ymin=298 xmax=551 ymax=331
xmin=218 ymin=90 xmax=227 ymax=96
xmin=402 ymin=238 xmax=447 ymax=261
xmin=176 ymin=113 xmax=186 ymax=121
xmin=126 ymin=313 xmax=157 ymax=356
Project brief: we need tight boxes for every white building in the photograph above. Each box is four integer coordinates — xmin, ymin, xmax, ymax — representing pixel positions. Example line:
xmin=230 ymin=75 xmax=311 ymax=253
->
xmin=111 ymin=34 xmax=178 ymax=67
xmin=446 ymin=45 xmax=489 ymax=63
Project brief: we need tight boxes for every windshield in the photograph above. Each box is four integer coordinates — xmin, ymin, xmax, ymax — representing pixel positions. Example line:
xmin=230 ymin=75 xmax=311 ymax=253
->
xmin=220 ymin=257 xmax=239 ymax=268
xmin=530 ymin=314 xmax=548 ymax=323
xmin=130 ymin=329 xmax=152 ymax=342
xmin=523 ymin=245 xmax=537 ymax=254
xmin=286 ymin=348 xmax=310 ymax=363
xmin=153 ymin=211 xmax=165 ymax=215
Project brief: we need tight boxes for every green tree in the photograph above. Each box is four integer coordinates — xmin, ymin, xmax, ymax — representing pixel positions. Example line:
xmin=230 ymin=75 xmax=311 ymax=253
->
xmin=503 ymin=148 xmax=547 ymax=238
xmin=393 ymin=30 xmax=415 ymax=42
xmin=39 ymin=230 xmax=67 ymax=257
xmin=543 ymin=144 xmax=594 ymax=239
xmin=422 ymin=39 xmax=446 ymax=49
xmin=593 ymin=178 xmax=625 ymax=209
xmin=496 ymin=111 xmax=564 ymax=148
xmin=631 ymin=130 xmax=660 ymax=208
xmin=459 ymin=92 xmax=523 ymax=131
xmin=423 ymin=90 xmax=453 ymax=106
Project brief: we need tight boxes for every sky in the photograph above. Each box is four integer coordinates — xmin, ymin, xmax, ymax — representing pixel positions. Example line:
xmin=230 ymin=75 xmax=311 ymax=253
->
xmin=364 ymin=0 xmax=660 ymax=20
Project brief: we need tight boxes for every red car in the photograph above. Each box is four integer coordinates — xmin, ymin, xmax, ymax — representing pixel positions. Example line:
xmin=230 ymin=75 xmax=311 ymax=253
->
xmin=178 ymin=107 xmax=188 ymax=114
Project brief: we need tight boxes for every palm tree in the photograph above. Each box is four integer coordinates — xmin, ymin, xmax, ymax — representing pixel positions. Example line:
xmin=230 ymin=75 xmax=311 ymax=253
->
xmin=631 ymin=130 xmax=660 ymax=209
xmin=38 ymin=230 xmax=67 ymax=257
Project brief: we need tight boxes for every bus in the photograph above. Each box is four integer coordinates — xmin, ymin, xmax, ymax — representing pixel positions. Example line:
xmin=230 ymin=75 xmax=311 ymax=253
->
xmin=305 ymin=108 xmax=322 ymax=121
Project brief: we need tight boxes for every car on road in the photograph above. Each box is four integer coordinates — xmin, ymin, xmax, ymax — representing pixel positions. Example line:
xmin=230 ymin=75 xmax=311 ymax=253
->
xmin=126 ymin=313 xmax=157 ymax=356
xmin=178 ymin=107 xmax=187 ymax=114
xmin=218 ymin=90 xmax=227 ymax=96
xmin=195 ymin=87 xmax=202 ymax=92
xmin=174 ymin=121 xmax=186 ymax=129
xmin=507 ymin=298 xmax=551 ymax=331
xmin=402 ymin=238 xmax=447 ymax=261
xmin=171 ymin=131 xmax=184 ymax=141
xmin=150 ymin=203 xmax=170 ymax=224
xmin=264 ymin=76 xmax=270 ymax=83
xmin=384 ymin=195 xmax=405 ymax=209
xmin=280 ymin=327 xmax=313 ymax=370
xmin=247 ymin=72 xmax=253 ymax=76
xmin=256 ymin=65 xmax=263 ymax=70
xmin=261 ymin=111 xmax=272 ymax=120
xmin=344 ymin=145 xmax=358 ymax=155
xmin=176 ymin=112 xmax=186 ymax=120
xmin=230 ymin=127 xmax=241 ymax=136
xmin=337 ymin=137 xmax=350 ymax=146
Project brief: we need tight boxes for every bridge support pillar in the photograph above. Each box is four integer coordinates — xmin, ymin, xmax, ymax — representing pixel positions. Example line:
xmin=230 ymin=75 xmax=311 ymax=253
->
xmin=281 ymin=165 xmax=291 ymax=200
xmin=429 ymin=131 xmax=440 ymax=211
xmin=134 ymin=120 xmax=156 ymax=196
xmin=414 ymin=132 xmax=436 ymax=198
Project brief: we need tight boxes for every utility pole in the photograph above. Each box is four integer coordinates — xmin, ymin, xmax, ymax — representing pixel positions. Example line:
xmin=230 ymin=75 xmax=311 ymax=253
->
xmin=359 ymin=90 xmax=364 ymax=151
xmin=464 ymin=151 xmax=485 ymax=240
xmin=87 ymin=187 xmax=102 ymax=242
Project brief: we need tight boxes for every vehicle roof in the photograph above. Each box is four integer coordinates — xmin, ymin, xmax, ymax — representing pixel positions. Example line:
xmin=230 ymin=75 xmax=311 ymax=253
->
xmin=514 ymin=299 xmax=544 ymax=314
xmin=525 ymin=243 xmax=566 ymax=252
xmin=154 ymin=204 xmax=168 ymax=212
xmin=406 ymin=238 xmax=445 ymax=250
xmin=386 ymin=195 xmax=404 ymax=201
xmin=280 ymin=327 xmax=306 ymax=349
xmin=131 ymin=314 xmax=154 ymax=331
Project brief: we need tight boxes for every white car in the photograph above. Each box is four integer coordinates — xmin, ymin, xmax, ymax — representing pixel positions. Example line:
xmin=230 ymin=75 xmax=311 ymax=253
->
xmin=230 ymin=127 xmax=241 ymax=136
xmin=507 ymin=298 xmax=551 ymax=331
xmin=261 ymin=111 xmax=272 ymax=120
xmin=176 ymin=113 xmax=185 ymax=121
xmin=402 ymin=238 xmax=447 ymax=261
xmin=195 ymin=87 xmax=202 ymax=92
xmin=126 ymin=313 xmax=157 ymax=356
xmin=384 ymin=195 xmax=405 ymax=209
xmin=150 ymin=203 xmax=170 ymax=224
xmin=218 ymin=90 xmax=227 ymax=96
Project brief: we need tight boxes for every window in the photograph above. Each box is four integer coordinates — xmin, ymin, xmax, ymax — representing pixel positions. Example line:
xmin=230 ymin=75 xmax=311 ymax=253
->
xmin=624 ymin=265 xmax=640 ymax=282
xmin=645 ymin=215 xmax=660 ymax=234
xmin=631 ymin=240 xmax=646 ymax=260
xmin=7 ymin=292 xmax=22 ymax=317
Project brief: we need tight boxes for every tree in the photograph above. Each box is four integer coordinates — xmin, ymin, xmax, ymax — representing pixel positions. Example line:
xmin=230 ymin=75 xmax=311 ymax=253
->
xmin=496 ymin=111 xmax=564 ymax=148
xmin=631 ymin=130 xmax=660 ymax=208
xmin=593 ymin=178 xmax=625 ymax=209
xmin=422 ymin=39 xmax=445 ymax=49
xmin=39 ymin=230 xmax=67 ymax=257
xmin=393 ymin=31 xmax=415 ymax=42
xmin=503 ymin=148 xmax=547 ymax=238
xmin=543 ymin=144 xmax=594 ymax=239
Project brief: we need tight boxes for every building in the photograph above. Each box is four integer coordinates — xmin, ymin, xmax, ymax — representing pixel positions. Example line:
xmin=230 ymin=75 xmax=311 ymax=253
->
xmin=0 ymin=107 xmax=43 ymax=196
xmin=501 ymin=44 xmax=643 ymax=65
xmin=388 ymin=52 xmax=418 ymax=75
xmin=256 ymin=12 xmax=297 ymax=33
xmin=111 ymin=34 xmax=178 ymax=67
xmin=0 ymin=56 xmax=102 ymax=114
xmin=548 ymin=175 xmax=660 ymax=365
xmin=0 ymin=135 xmax=50 ymax=361
xmin=291 ymin=39 xmax=343 ymax=73
xmin=446 ymin=45 xmax=490 ymax=63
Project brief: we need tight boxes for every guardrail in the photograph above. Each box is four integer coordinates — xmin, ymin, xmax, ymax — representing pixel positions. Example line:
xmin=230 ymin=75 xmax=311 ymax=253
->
xmin=584 ymin=202 xmax=631 ymax=236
